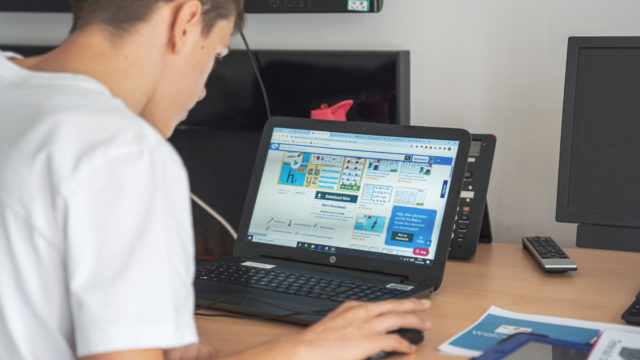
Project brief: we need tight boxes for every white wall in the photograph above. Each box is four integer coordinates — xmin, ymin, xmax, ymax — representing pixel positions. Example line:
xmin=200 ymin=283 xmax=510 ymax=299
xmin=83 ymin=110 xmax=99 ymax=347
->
xmin=2 ymin=0 xmax=640 ymax=246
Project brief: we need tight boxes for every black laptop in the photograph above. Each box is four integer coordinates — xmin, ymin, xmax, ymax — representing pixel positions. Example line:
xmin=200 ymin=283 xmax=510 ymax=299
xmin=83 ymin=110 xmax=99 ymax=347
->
xmin=195 ymin=117 xmax=470 ymax=324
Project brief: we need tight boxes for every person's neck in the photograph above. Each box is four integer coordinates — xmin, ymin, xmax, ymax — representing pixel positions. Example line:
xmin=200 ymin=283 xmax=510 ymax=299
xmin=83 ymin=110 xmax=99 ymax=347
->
xmin=13 ymin=25 xmax=164 ymax=115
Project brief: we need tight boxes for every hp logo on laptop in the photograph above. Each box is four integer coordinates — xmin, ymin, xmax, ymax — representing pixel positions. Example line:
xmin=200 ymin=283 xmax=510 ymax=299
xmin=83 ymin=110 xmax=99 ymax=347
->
xmin=329 ymin=256 xmax=336 ymax=263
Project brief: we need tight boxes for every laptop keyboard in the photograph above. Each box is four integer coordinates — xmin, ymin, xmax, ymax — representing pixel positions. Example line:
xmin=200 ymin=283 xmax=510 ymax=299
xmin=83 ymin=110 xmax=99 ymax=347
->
xmin=196 ymin=262 xmax=408 ymax=302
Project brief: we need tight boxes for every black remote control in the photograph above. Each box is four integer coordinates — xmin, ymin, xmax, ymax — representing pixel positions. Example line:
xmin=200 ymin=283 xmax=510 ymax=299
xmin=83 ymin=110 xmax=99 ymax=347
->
xmin=621 ymin=290 xmax=640 ymax=325
xmin=522 ymin=236 xmax=577 ymax=273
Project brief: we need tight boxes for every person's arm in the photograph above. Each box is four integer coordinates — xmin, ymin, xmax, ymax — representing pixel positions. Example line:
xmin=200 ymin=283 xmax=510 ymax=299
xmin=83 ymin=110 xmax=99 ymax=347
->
xmin=81 ymin=349 xmax=163 ymax=360
xmin=79 ymin=342 xmax=216 ymax=360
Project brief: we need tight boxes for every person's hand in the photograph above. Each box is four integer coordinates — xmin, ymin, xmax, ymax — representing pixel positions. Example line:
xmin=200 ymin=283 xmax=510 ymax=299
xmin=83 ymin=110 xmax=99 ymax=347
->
xmin=164 ymin=341 xmax=216 ymax=360
xmin=222 ymin=298 xmax=431 ymax=360
xmin=294 ymin=298 xmax=432 ymax=359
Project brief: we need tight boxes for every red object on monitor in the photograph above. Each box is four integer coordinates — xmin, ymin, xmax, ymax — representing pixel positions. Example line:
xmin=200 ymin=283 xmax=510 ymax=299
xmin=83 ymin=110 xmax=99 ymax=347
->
xmin=311 ymin=100 xmax=354 ymax=121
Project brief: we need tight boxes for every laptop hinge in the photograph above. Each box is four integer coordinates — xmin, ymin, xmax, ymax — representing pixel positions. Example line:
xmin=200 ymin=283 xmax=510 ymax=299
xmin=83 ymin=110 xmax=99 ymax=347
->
xmin=258 ymin=255 xmax=407 ymax=284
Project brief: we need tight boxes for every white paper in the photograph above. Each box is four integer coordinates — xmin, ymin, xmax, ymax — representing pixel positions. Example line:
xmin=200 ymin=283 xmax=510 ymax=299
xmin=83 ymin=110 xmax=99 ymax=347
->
xmin=588 ymin=330 xmax=640 ymax=360
xmin=438 ymin=306 xmax=640 ymax=357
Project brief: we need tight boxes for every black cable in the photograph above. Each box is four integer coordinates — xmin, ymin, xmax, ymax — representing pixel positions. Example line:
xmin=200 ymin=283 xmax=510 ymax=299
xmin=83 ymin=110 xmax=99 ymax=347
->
xmin=240 ymin=31 xmax=272 ymax=119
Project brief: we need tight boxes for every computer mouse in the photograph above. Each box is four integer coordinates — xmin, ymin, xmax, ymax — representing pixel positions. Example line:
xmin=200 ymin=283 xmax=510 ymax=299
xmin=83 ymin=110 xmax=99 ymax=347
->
xmin=389 ymin=328 xmax=424 ymax=345
xmin=367 ymin=328 xmax=425 ymax=359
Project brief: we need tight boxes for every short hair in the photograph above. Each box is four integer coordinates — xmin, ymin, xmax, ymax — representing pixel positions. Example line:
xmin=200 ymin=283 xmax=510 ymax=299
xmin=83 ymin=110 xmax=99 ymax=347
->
xmin=70 ymin=0 xmax=245 ymax=35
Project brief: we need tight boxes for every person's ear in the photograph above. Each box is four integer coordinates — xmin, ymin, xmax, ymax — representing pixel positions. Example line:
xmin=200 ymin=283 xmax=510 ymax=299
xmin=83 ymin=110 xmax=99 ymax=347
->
xmin=168 ymin=0 xmax=203 ymax=54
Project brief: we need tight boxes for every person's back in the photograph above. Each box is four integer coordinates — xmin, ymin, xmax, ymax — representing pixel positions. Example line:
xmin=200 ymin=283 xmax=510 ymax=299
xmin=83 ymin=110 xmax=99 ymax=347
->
xmin=0 ymin=51 xmax=197 ymax=359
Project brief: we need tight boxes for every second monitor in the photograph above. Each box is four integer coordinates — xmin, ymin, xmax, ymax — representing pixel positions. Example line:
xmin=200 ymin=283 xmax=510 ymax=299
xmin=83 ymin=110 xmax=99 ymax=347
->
xmin=556 ymin=36 xmax=640 ymax=252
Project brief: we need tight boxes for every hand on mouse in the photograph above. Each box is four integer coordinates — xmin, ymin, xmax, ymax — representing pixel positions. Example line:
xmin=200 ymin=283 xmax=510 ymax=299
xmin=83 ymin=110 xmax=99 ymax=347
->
xmin=296 ymin=298 xmax=431 ymax=359
xmin=222 ymin=298 xmax=431 ymax=360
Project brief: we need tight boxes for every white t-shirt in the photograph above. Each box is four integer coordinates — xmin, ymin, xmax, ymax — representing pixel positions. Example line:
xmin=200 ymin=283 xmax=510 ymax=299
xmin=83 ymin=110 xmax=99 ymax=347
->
xmin=0 ymin=51 xmax=198 ymax=359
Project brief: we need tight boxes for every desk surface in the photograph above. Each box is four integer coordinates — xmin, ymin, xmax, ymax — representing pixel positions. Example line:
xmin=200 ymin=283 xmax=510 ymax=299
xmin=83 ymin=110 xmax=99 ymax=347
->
xmin=195 ymin=243 xmax=640 ymax=359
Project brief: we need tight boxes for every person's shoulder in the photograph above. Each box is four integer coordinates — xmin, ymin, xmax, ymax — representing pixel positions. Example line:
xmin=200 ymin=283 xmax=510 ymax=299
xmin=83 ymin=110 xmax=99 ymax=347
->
xmin=1 ymin=65 xmax=156 ymax=144
xmin=44 ymin=98 xmax=188 ymax=197
xmin=8 ymin=78 xmax=184 ymax=183
xmin=0 ymin=58 xmax=188 ymax=208
xmin=44 ymin=90 xmax=172 ymax=155
xmin=49 ymin=92 xmax=160 ymax=146
xmin=2 ymin=71 xmax=152 ymax=140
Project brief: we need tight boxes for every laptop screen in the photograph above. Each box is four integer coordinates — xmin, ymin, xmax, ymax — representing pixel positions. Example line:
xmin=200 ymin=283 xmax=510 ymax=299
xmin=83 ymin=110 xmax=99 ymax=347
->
xmin=246 ymin=127 xmax=460 ymax=267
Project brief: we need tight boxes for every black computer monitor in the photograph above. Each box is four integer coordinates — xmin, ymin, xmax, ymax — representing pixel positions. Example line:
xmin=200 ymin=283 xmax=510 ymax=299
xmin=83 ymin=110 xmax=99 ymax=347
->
xmin=556 ymin=36 xmax=640 ymax=252
xmin=185 ymin=49 xmax=410 ymax=129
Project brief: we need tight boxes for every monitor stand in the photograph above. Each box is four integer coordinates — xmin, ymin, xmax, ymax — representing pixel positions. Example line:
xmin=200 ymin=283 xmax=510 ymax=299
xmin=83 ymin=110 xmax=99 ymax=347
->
xmin=576 ymin=224 xmax=640 ymax=252
xmin=478 ymin=203 xmax=493 ymax=244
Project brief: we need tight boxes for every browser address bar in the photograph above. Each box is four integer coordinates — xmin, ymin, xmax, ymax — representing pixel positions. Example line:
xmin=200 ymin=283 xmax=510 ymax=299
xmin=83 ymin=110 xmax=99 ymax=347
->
xmin=278 ymin=144 xmax=407 ymax=160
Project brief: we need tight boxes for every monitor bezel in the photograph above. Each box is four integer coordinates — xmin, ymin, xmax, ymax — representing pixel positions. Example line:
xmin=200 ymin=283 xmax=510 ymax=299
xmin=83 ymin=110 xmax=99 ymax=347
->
xmin=235 ymin=116 xmax=470 ymax=289
xmin=556 ymin=36 xmax=640 ymax=227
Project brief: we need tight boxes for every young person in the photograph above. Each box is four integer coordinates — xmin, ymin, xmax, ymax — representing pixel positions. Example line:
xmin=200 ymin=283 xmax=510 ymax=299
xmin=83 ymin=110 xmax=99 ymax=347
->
xmin=0 ymin=1 xmax=432 ymax=359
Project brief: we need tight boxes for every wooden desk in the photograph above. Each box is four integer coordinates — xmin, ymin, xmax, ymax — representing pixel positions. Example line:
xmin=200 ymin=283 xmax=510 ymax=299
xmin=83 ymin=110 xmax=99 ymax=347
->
xmin=196 ymin=243 xmax=640 ymax=359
